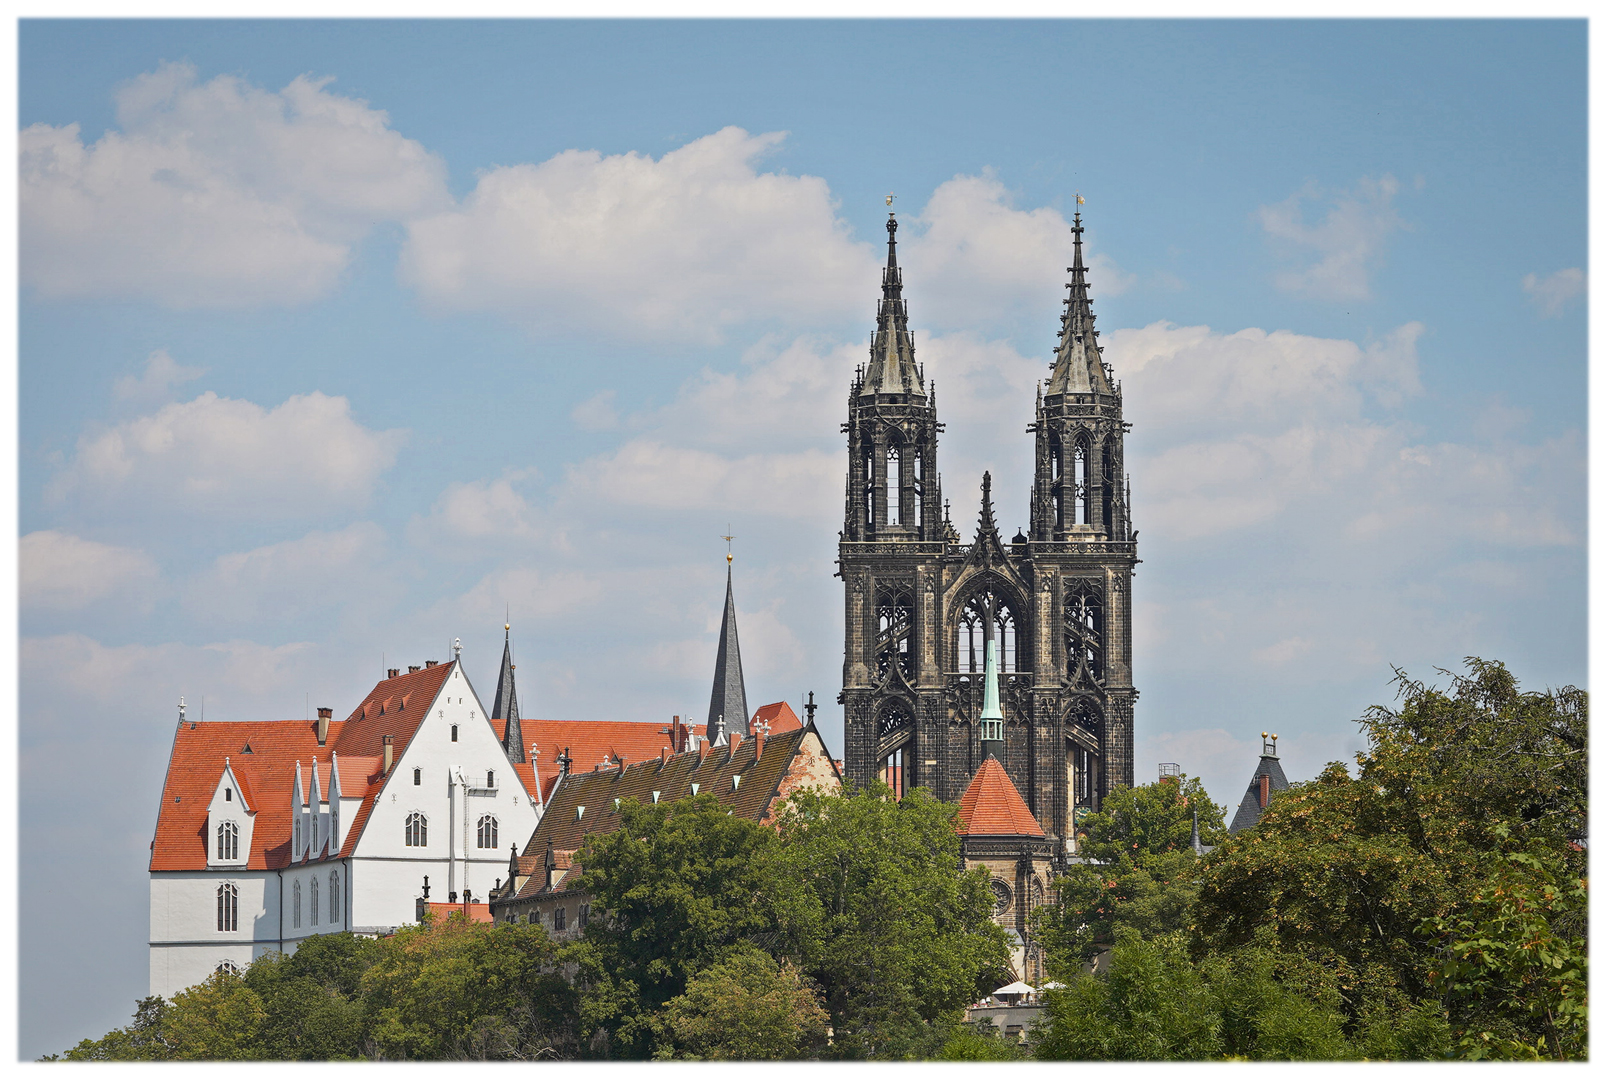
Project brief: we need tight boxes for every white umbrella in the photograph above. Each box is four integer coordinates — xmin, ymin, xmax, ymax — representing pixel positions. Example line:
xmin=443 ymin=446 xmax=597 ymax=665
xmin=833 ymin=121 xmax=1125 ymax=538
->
xmin=993 ymin=981 xmax=1036 ymax=996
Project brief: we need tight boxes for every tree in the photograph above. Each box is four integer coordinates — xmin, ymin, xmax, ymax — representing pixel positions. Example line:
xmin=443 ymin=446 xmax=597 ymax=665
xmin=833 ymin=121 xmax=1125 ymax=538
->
xmin=935 ymin=1018 xmax=1029 ymax=1060
xmin=774 ymin=782 xmax=1013 ymax=1059
xmin=57 ymin=996 xmax=173 ymax=1060
xmin=659 ymin=946 xmax=829 ymax=1060
xmin=241 ymin=949 xmax=367 ymax=1060
xmin=361 ymin=914 xmax=577 ymax=1060
xmin=564 ymin=792 xmax=807 ymax=1057
xmin=1193 ymin=659 xmax=1586 ymax=1058
xmin=1038 ymin=775 xmax=1227 ymax=974
xmin=160 ymin=967 xmax=269 ymax=1060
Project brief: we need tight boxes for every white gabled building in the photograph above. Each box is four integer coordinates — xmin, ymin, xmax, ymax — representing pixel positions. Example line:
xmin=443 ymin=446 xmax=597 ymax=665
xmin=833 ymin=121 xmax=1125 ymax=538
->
xmin=148 ymin=652 xmax=545 ymax=999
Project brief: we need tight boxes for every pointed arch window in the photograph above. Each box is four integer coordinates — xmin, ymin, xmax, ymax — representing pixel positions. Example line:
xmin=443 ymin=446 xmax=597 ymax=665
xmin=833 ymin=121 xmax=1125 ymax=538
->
xmin=887 ymin=445 xmax=902 ymax=524
xmin=217 ymin=883 xmax=238 ymax=932
xmin=215 ymin=959 xmax=242 ymax=977
xmin=405 ymin=812 xmax=428 ymax=847
xmin=1064 ymin=580 xmax=1105 ymax=685
xmin=329 ymin=872 xmax=341 ymax=924
xmin=310 ymin=876 xmax=320 ymax=926
xmin=958 ymin=586 xmax=1021 ymax=673
xmin=1101 ymin=434 xmax=1117 ymax=532
xmin=1073 ymin=439 xmax=1089 ymax=524
xmin=875 ymin=585 xmax=915 ymax=679
xmin=477 ymin=814 xmax=499 ymax=849
xmin=216 ymin=821 xmax=239 ymax=862
xmin=911 ymin=447 xmax=925 ymax=528
xmin=293 ymin=880 xmax=302 ymax=929
xmin=1049 ymin=431 xmax=1065 ymax=528
xmin=861 ymin=445 xmax=876 ymax=528
xmin=875 ymin=700 xmax=915 ymax=799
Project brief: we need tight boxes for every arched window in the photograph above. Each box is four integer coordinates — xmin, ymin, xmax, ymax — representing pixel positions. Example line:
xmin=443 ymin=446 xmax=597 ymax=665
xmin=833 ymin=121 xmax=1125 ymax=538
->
xmin=487 ymin=769 xmax=495 ymax=789
xmin=958 ymin=587 xmax=1021 ymax=673
xmin=876 ymin=701 xmax=915 ymax=799
xmin=413 ymin=767 xmax=421 ymax=786
xmin=887 ymin=445 xmax=902 ymax=524
xmin=216 ymin=821 xmax=239 ymax=861
xmin=1050 ymin=431 xmax=1064 ymax=527
xmin=329 ymin=872 xmax=341 ymax=924
xmin=293 ymin=880 xmax=302 ymax=929
xmin=217 ymin=883 xmax=238 ymax=932
xmin=861 ymin=445 xmax=876 ymax=527
xmin=310 ymin=877 xmax=320 ymax=926
xmin=477 ymin=815 xmax=498 ymax=849
xmin=1064 ymin=579 xmax=1105 ymax=685
xmin=875 ymin=586 xmax=914 ymax=679
xmin=405 ymin=812 xmax=427 ymax=847
xmin=1101 ymin=434 xmax=1117 ymax=531
xmin=215 ymin=959 xmax=242 ymax=977
xmin=1073 ymin=440 xmax=1089 ymax=524
xmin=451 ymin=725 xmax=458 ymax=742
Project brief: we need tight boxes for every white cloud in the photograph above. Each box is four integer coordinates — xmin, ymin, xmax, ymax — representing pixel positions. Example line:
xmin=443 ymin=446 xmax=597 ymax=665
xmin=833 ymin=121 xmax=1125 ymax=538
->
xmin=22 ymin=632 xmax=318 ymax=711
xmin=20 ymin=530 xmax=160 ymax=611
xmin=49 ymin=390 xmax=407 ymax=517
xmin=438 ymin=565 xmax=606 ymax=627
xmin=21 ymin=61 xmax=449 ymax=307
xmin=114 ymin=348 xmax=206 ymax=402
xmin=571 ymin=390 xmax=620 ymax=432
xmin=1258 ymin=174 xmax=1404 ymax=300
xmin=564 ymin=441 xmax=840 ymax=520
xmin=1521 ymin=267 xmax=1585 ymax=317
xmin=408 ymin=471 xmax=545 ymax=551
xmin=1135 ymin=726 xmax=1264 ymax=813
xmin=400 ymin=126 xmax=875 ymax=341
xmin=185 ymin=522 xmax=394 ymax=626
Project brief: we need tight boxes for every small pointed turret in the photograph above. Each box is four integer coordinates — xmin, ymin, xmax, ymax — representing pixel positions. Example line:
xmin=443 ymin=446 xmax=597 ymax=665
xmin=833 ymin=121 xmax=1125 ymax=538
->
xmin=492 ymin=623 xmax=525 ymax=764
xmin=706 ymin=557 xmax=750 ymax=743
xmin=977 ymin=470 xmax=999 ymax=540
xmin=861 ymin=212 xmax=924 ymax=398
xmin=1046 ymin=212 xmax=1114 ymax=398
xmin=979 ymin=639 xmax=1004 ymax=760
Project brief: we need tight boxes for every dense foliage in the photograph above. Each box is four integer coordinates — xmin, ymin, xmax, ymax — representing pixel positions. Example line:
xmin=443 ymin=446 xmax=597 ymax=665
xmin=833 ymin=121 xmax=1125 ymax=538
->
xmin=1034 ymin=658 xmax=1588 ymax=1062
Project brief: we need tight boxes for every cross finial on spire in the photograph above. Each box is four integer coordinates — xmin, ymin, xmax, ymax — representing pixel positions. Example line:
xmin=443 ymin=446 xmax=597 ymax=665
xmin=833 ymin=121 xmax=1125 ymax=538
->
xmin=722 ymin=526 xmax=735 ymax=564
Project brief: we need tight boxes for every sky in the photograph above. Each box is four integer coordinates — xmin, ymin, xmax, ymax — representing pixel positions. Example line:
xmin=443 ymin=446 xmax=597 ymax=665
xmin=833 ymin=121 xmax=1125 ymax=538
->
xmin=14 ymin=18 xmax=1587 ymax=1058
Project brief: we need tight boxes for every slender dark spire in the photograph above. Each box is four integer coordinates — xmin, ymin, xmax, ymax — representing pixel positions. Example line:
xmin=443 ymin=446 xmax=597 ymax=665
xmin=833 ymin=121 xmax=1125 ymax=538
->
xmin=976 ymin=470 xmax=999 ymax=540
xmin=1046 ymin=211 xmax=1114 ymax=397
xmin=492 ymin=623 xmax=524 ymax=764
xmin=861 ymin=212 xmax=924 ymax=397
xmin=706 ymin=559 xmax=750 ymax=744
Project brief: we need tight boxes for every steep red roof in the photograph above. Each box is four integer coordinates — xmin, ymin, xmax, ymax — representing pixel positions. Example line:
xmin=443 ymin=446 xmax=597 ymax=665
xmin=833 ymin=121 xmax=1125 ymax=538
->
xmin=150 ymin=661 xmax=536 ymax=871
xmin=956 ymin=757 xmax=1045 ymax=837
xmin=752 ymin=701 xmax=802 ymax=733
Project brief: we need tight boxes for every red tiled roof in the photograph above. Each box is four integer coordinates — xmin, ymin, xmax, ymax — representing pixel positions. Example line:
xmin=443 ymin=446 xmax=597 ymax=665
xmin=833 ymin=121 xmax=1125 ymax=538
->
xmin=420 ymin=901 xmax=493 ymax=924
xmin=956 ymin=757 xmax=1045 ymax=837
xmin=752 ymin=701 xmax=802 ymax=733
xmin=151 ymin=661 xmax=541 ymax=872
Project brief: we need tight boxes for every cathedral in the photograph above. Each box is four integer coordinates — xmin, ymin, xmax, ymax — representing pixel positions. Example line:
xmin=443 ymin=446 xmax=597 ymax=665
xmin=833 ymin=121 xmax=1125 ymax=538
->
xmin=839 ymin=208 xmax=1137 ymax=857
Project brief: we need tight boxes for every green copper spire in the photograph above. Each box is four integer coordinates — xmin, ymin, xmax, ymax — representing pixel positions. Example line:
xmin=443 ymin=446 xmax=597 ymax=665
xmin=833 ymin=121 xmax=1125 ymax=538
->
xmin=980 ymin=639 xmax=1004 ymax=753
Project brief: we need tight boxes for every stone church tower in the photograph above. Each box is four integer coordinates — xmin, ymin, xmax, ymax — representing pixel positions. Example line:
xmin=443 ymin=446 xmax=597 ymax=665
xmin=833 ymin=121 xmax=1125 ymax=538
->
xmin=839 ymin=209 xmax=1137 ymax=854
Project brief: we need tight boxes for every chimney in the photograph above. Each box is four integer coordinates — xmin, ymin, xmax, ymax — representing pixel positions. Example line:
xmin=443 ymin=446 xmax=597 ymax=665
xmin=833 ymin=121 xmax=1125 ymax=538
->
xmin=660 ymin=747 xmax=669 ymax=766
xmin=316 ymin=707 xmax=332 ymax=746
xmin=408 ymin=665 xmax=421 ymax=674
xmin=425 ymin=660 xmax=437 ymax=668
xmin=558 ymin=747 xmax=571 ymax=776
xmin=387 ymin=668 xmax=400 ymax=679
xmin=544 ymin=838 xmax=556 ymax=891
xmin=383 ymin=735 xmax=394 ymax=775
xmin=1259 ymin=773 xmax=1270 ymax=809
xmin=754 ymin=727 xmax=764 ymax=760
xmin=729 ymin=731 xmax=742 ymax=756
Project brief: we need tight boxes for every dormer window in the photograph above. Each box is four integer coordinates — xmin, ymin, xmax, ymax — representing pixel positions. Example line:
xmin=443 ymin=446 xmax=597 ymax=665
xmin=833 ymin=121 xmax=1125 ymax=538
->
xmin=216 ymin=821 xmax=239 ymax=861
xmin=225 ymin=788 xmax=232 ymax=802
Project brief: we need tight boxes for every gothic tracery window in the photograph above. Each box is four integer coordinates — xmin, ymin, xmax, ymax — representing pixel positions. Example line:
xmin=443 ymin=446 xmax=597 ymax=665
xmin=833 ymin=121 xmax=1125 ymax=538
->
xmin=1064 ymin=579 xmax=1105 ymax=684
xmin=405 ymin=812 xmax=427 ymax=847
xmin=216 ymin=820 xmax=238 ymax=861
xmin=875 ymin=585 xmax=914 ymax=679
xmin=1073 ymin=438 xmax=1089 ymax=524
xmin=310 ymin=876 xmax=320 ymax=926
xmin=1101 ymin=434 xmax=1117 ymax=531
xmin=330 ymin=872 xmax=341 ymax=924
xmin=958 ymin=586 xmax=1020 ymax=673
xmin=875 ymin=700 xmax=915 ymax=799
xmin=887 ymin=445 xmax=902 ymax=524
xmin=477 ymin=814 xmax=498 ymax=849
xmin=293 ymin=880 xmax=302 ymax=929
xmin=217 ymin=883 xmax=238 ymax=932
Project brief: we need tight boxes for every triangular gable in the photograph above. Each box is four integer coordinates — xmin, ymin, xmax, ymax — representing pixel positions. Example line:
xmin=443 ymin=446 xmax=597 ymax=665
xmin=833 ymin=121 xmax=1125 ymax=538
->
xmin=957 ymin=757 xmax=1045 ymax=837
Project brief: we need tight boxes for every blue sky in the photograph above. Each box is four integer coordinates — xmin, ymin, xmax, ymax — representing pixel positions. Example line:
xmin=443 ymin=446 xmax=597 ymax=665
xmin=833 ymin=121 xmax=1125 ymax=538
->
xmin=16 ymin=19 xmax=1586 ymax=1057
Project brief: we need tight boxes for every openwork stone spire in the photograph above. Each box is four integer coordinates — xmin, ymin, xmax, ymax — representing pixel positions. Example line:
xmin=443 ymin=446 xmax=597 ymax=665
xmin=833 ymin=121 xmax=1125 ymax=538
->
xmin=861 ymin=212 xmax=924 ymax=398
xmin=1046 ymin=212 xmax=1114 ymax=398
xmin=706 ymin=562 xmax=750 ymax=744
xmin=493 ymin=624 xmax=524 ymax=764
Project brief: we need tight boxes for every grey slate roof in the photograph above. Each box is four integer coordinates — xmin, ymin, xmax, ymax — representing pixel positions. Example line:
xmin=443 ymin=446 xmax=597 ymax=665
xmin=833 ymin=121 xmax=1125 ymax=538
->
xmin=1045 ymin=212 xmax=1115 ymax=400
xmin=706 ymin=565 xmax=750 ymax=742
xmin=1228 ymin=751 xmax=1290 ymax=835
xmin=492 ymin=626 xmax=524 ymax=764
xmin=860 ymin=213 xmax=925 ymax=399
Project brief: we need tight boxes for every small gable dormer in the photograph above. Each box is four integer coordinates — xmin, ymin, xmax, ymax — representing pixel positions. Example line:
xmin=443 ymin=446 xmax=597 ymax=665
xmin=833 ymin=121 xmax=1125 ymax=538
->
xmin=309 ymin=760 xmax=326 ymax=859
xmin=292 ymin=762 xmax=306 ymax=863
xmin=207 ymin=758 xmax=255 ymax=869
xmin=328 ymin=752 xmax=344 ymax=856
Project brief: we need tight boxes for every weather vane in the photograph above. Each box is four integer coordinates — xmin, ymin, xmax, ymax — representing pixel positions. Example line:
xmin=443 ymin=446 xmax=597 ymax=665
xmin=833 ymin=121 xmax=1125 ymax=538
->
xmin=886 ymin=192 xmax=895 ymax=209
xmin=722 ymin=526 xmax=735 ymax=564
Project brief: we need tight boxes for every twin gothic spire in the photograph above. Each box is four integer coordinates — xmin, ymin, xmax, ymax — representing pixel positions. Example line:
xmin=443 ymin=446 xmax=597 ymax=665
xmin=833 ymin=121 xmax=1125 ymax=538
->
xmin=860 ymin=212 xmax=925 ymax=398
xmin=1046 ymin=212 xmax=1115 ymax=399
